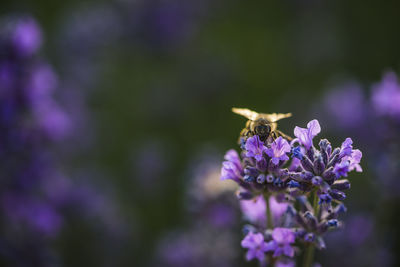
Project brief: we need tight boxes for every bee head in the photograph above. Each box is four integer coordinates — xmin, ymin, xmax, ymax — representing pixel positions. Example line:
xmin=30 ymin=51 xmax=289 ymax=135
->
xmin=254 ymin=123 xmax=271 ymax=141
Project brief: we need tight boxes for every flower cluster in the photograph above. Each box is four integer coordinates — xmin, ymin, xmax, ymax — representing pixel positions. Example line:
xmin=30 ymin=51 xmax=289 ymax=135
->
xmin=0 ymin=16 xmax=68 ymax=265
xmin=221 ymin=118 xmax=362 ymax=266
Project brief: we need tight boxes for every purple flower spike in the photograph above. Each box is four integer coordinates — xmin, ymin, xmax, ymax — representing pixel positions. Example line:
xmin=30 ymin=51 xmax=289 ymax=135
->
xmin=266 ymin=137 xmax=291 ymax=165
xmin=293 ymin=120 xmax=321 ymax=150
xmin=265 ymin=228 xmax=295 ymax=258
xmin=245 ymin=135 xmax=267 ymax=162
xmin=241 ymin=232 xmax=269 ymax=262
xmin=221 ymin=149 xmax=243 ymax=182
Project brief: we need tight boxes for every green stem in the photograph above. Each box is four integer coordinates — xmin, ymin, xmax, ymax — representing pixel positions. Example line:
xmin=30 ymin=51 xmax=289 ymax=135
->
xmin=303 ymin=244 xmax=315 ymax=267
xmin=264 ymin=194 xmax=274 ymax=267
xmin=265 ymin=194 xmax=273 ymax=229
xmin=312 ymin=191 xmax=320 ymax=219
xmin=303 ymin=192 xmax=318 ymax=267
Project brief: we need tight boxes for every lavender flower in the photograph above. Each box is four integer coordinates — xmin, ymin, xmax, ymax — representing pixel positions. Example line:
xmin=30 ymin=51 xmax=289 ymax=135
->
xmin=241 ymin=232 xmax=269 ymax=262
xmin=222 ymin=114 xmax=363 ymax=266
xmin=266 ymin=137 xmax=291 ymax=165
xmin=245 ymin=135 xmax=268 ymax=162
xmin=346 ymin=149 xmax=363 ymax=172
xmin=339 ymin=138 xmax=353 ymax=158
xmin=333 ymin=161 xmax=350 ymax=178
xmin=265 ymin=228 xmax=295 ymax=257
xmin=293 ymin=119 xmax=321 ymax=150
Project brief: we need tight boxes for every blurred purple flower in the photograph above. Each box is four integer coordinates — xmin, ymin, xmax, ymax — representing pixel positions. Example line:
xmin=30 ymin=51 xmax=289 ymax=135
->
xmin=11 ymin=17 xmax=42 ymax=57
xmin=276 ymin=260 xmax=295 ymax=267
xmin=347 ymin=215 xmax=373 ymax=246
xmin=36 ymin=102 xmax=71 ymax=141
xmin=323 ymin=82 xmax=367 ymax=129
xmin=269 ymin=197 xmax=289 ymax=223
xmin=26 ymin=63 xmax=58 ymax=105
xmin=0 ymin=15 xmax=125 ymax=266
xmin=266 ymin=136 xmax=291 ymax=165
xmin=240 ymin=196 xmax=288 ymax=227
xmin=241 ymin=232 xmax=269 ymax=262
xmin=206 ymin=203 xmax=235 ymax=227
xmin=2 ymin=194 xmax=62 ymax=237
xmin=265 ymin=228 xmax=295 ymax=258
xmin=371 ymin=71 xmax=400 ymax=119
xmin=221 ymin=149 xmax=243 ymax=182
xmin=148 ymin=2 xmax=193 ymax=45
xmin=240 ymin=195 xmax=267 ymax=226
xmin=293 ymin=119 xmax=321 ymax=150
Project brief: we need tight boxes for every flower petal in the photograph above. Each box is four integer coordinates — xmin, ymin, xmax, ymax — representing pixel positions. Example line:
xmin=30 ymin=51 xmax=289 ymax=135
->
xmin=307 ymin=119 xmax=321 ymax=136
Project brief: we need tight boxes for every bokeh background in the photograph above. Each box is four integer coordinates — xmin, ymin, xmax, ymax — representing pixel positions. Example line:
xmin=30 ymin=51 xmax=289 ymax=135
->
xmin=1 ymin=0 xmax=400 ymax=266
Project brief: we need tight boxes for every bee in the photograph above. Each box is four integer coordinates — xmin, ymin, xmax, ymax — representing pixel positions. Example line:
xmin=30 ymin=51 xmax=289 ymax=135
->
xmin=232 ymin=107 xmax=292 ymax=144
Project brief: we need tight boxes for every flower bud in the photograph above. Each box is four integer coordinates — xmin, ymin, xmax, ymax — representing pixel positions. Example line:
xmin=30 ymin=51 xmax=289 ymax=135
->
xmin=266 ymin=174 xmax=274 ymax=183
xmin=304 ymin=211 xmax=318 ymax=230
xmin=322 ymin=167 xmax=336 ymax=183
xmin=256 ymin=174 xmax=266 ymax=184
xmin=301 ymin=155 xmax=314 ymax=172
xmin=237 ymin=190 xmax=253 ymax=200
xmin=288 ymin=180 xmax=300 ymax=188
xmin=312 ymin=176 xmax=323 ymax=186
xmin=327 ymin=148 xmax=340 ymax=167
xmin=244 ymin=175 xmax=255 ymax=183
xmin=330 ymin=189 xmax=346 ymax=201
xmin=331 ymin=179 xmax=351 ymax=190
xmin=313 ymin=155 xmax=325 ymax=175
xmin=256 ymin=157 xmax=267 ymax=172
xmin=305 ymin=232 xmax=315 ymax=242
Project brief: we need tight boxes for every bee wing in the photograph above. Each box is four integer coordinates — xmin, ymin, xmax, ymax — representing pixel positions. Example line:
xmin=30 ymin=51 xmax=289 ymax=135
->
xmin=232 ymin=108 xmax=259 ymax=121
xmin=261 ymin=113 xmax=292 ymax=122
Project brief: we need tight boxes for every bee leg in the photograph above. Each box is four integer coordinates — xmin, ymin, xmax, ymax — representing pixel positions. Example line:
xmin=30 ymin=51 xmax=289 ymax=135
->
xmin=271 ymin=131 xmax=278 ymax=140
xmin=276 ymin=130 xmax=293 ymax=141
xmin=266 ymin=131 xmax=277 ymax=144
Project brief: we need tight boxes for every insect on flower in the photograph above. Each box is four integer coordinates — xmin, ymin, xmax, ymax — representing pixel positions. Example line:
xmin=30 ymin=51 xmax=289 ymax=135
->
xmin=232 ymin=107 xmax=292 ymax=144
